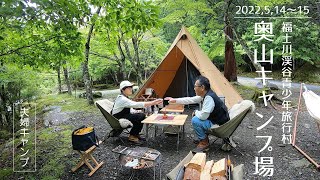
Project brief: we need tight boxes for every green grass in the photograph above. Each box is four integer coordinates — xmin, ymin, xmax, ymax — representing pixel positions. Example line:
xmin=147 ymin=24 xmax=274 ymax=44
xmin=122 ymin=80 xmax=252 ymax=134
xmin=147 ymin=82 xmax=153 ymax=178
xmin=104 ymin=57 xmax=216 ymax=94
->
xmin=31 ymin=94 xmax=98 ymax=116
xmin=232 ymin=83 xmax=256 ymax=100
xmin=1 ymin=125 xmax=76 ymax=179
xmin=0 ymin=168 xmax=13 ymax=179
xmin=0 ymin=129 xmax=11 ymax=140
xmin=35 ymin=126 xmax=75 ymax=179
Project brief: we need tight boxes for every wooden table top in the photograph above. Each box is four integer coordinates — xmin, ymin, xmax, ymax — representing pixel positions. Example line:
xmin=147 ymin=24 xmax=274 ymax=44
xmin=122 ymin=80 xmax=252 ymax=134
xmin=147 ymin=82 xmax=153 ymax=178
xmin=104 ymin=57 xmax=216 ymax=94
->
xmin=142 ymin=114 xmax=188 ymax=126
xmin=160 ymin=104 xmax=185 ymax=113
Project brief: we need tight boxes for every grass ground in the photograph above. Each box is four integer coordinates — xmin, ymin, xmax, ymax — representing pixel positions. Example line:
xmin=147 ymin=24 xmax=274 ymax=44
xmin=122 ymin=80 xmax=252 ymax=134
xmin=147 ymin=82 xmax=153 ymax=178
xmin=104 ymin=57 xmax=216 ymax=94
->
xmin=0 ymin=94 xmax=98 ymax=180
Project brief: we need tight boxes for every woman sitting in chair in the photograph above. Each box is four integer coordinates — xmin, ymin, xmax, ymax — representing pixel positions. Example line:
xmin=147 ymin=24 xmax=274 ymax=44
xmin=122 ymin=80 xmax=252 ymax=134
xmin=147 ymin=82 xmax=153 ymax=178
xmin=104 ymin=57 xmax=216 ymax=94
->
xmin=112 ymin=80 xmax=163 ymax=144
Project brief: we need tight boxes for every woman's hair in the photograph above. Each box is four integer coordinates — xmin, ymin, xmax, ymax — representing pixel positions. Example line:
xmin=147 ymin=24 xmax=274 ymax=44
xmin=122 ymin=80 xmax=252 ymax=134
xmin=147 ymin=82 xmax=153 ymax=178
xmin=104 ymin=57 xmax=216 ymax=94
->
xmin=196 ymin=75 xmax=210 ymax=91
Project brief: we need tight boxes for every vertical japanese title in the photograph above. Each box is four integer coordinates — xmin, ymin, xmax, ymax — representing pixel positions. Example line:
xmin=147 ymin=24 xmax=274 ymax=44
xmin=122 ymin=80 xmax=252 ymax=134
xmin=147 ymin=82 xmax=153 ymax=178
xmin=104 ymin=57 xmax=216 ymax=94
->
xmin=252 ymin=14 xmax=295 ymax=178
xmin=234 ymin=3 xmax=311 ymax=178
xmin=13 ymin=103 xmax=36 ymax=172
xmin=253 ymin=21 xmax=275 ymax=177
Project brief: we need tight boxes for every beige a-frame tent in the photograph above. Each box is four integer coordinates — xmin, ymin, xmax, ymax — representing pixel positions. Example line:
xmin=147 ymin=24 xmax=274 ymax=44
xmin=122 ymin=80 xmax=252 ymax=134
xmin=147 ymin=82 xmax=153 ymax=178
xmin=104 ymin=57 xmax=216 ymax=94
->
xmin=135 ymin=27 xmax=242 ymax=109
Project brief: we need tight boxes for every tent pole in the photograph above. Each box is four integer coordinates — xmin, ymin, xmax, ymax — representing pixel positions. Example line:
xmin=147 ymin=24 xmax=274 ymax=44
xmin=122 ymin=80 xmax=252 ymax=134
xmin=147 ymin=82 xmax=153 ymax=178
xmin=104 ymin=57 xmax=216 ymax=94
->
xmin=186 ymin=58 xmax=190 ymax=110
xmin=293 ymin=145 xmax=320 ymax=170
xmin=292 ymin=83 xmax=303 ymax=145
xmin=186 ymin=58 xmax=188 ymax=97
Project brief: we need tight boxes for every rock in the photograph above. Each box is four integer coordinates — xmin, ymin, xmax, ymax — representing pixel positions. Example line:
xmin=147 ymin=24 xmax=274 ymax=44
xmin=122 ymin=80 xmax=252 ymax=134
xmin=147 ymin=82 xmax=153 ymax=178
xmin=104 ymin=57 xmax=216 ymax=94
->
xmin=43 ymin=106 xmax=70 ymax=127
xmin=304 ymin=124 xmax=311 ymax=129
xmin=256 ymin=82 xmax=264 ymax=89
xmin=93 ymin=91 xmax=103 ymax=98
xmin=269 ymin=125 xmax=277 ymax=130
xmin=255 ymin=81 xmax=279 ymax=90
xmin=43 ymin=105 xmax=59 ymax=113
xmin=278 ymin=143 xmax=285 ymax=147
xmin=232 ymin=136 xmax=241 ymax=142
xmin=267 ymin=82 xmax=279 ymax=90
xmin=53 ymin=127 xmax=62 ymax=132
xmin=79 ymin=91 xmax=102 ymax=98
xmin=290 ymin=159 xmax=311 ymax=168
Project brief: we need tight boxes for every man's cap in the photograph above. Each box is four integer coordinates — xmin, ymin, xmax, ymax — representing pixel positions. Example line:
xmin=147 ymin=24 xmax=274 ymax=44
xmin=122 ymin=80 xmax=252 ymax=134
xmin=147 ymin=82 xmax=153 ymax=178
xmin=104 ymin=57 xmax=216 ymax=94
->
xmin=120 ymin=80 xmax=134 ymax=90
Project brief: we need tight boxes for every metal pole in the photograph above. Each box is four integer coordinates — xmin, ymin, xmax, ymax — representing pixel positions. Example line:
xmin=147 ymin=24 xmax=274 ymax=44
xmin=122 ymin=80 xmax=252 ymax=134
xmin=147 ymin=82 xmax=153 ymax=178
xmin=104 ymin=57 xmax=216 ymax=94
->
xmin=292 ymin=83 xmax=303 ymax=145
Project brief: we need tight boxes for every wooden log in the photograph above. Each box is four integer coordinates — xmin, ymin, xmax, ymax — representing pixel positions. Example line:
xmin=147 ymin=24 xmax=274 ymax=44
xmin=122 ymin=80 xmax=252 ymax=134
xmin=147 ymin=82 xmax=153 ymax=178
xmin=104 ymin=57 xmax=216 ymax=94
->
xmin=211 ymin=176 xmax=227 ymax=180
xmin=211 ymin=158 xmax=227 ymax=177
xmin=200 ymin=160 xmax=214 ymax=180
xmin=186 ymin=153 xmax=206 ymax=172
xmin=184 ymin=153 xmax=206 ymax=180
xmin=183 ymin=168 xmax=201 ymax=180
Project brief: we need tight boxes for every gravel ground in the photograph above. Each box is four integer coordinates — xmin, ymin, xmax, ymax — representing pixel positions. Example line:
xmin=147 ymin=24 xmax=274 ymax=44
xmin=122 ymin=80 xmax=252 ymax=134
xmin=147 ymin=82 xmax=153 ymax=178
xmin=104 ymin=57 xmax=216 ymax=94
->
xmin=60 ymin=87 xmax=320 ymax=180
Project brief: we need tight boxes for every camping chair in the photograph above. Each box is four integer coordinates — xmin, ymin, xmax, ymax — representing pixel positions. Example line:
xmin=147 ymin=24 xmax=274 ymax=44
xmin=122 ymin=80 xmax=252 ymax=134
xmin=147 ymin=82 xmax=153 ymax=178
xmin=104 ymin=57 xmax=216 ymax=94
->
xmin=292 ymin=84 xmax=320 ymax=170
xmin=136 ymin=88 xmax=157 ymax=102
xmin=207 ymin=100 xmax=255 ymax=155
xmin=95 ymin=99 xmax=131 ymax=144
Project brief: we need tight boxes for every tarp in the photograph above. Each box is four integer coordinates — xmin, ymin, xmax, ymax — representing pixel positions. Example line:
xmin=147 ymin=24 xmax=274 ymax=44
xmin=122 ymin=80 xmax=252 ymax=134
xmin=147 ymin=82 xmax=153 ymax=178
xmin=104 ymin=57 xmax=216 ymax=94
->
xmin=302 ymin=86 xmax=320 ymax=124
xmin=135 ymin=27 xmax=243 ymax=109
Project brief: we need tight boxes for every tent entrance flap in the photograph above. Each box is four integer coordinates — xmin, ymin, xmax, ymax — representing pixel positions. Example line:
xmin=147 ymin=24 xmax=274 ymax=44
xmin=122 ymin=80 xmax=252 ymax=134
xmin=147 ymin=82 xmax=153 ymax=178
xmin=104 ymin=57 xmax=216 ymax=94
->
xmin=164 ymin=57 xmax=200 ymax=98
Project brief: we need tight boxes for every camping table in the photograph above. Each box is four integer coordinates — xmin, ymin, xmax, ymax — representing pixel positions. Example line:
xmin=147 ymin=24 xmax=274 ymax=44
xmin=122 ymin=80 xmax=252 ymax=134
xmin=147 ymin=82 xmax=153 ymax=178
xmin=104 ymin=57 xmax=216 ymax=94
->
xmin=112 ymin=145 xmax=162 ymax=180
xmin=160 ymin=104 xmax=184 ymax=114
xmin=160 ymin=104 xmax=185 ymax=134
xmin=142 ymin=114 xmax=188 ymax=151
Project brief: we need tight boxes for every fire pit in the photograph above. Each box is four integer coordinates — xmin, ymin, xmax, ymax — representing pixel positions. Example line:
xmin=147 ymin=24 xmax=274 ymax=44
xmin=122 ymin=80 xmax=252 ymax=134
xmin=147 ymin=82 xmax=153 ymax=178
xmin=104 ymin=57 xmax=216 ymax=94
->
xmin=112 ymin=145 xmax=162 ymax=180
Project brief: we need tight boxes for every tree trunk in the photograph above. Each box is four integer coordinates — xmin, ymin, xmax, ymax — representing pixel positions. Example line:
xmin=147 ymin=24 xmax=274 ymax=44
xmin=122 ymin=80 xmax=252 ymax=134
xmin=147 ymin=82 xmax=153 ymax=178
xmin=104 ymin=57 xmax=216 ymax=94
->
xmin=63 ymin=62 xmax=72 ymax=95
xmin=223 ymin=0 xmax=237 ymax=82
xmin=57 ymin=66 xmax=62 ymax=94
xmin=83 ymin=6 xmax=101 ymax=105
xmin=317 ymin=2 xmax=320 ymax=24
xmin=224 ymin=25 xmax=237 ymax=82
xmin=0 ymin=60 xmax=7 ymax=127
xmin=131 ymin=36 xmax=143 ymax=85
xmin=232 ymin=28 xmax=262 ymax=72
xmin=116 ymin=38 xmax=127 ymax=80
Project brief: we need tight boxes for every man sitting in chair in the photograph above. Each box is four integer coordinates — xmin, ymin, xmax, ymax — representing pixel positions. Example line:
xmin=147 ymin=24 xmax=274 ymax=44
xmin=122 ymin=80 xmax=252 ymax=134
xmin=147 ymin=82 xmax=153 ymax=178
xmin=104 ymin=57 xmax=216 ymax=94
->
xmin=112 ymin=80 xmax=163 ymax=144
xmin=165 ymin=76 xmax=229 ymax=152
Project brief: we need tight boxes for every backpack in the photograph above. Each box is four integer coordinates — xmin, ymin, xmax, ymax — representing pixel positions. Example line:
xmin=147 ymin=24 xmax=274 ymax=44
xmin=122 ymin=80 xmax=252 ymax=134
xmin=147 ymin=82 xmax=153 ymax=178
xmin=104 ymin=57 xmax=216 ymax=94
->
xmin=72 ymin=126 xmax=99 ymax=151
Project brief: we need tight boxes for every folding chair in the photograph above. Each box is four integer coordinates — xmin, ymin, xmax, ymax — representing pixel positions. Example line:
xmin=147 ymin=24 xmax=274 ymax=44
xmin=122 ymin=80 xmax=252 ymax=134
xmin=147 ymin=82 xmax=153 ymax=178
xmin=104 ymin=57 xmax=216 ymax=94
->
xmin=207 ymin=100 xmax=255 ymax=155
xmin=72 ymin=141 xmax=103 ymax=176
xmin=95 ymin=99 xmax=131 ymax=144
xmin=135 ymin=88 xmax=157 ymax=102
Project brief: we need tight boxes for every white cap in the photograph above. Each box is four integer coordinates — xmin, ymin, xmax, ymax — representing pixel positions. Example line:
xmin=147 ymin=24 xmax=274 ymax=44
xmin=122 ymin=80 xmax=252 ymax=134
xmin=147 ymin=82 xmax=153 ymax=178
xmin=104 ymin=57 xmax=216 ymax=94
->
xmin=120 ymin=80 xmax=134 ymax=90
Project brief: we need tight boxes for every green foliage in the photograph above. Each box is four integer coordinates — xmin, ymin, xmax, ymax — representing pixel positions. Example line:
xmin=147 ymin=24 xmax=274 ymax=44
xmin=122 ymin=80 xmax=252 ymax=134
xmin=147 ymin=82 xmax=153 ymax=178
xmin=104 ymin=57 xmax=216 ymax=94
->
xmin=236 ymin=12 xmax=320 ymax=66
xmin=0 ymin=129 xmax=11 ymax=140
xmin=139 ymin=32 xmax=170 ymax=72
xmin=0 ymin=168 xmax=13 ymax=179
xmin=159 ymin=0 xmax=216 ymax=42
xmin=249 ymin=0 xmax=293 ymax=6
xmin=0 ymin=64 xmax=41 ymax=101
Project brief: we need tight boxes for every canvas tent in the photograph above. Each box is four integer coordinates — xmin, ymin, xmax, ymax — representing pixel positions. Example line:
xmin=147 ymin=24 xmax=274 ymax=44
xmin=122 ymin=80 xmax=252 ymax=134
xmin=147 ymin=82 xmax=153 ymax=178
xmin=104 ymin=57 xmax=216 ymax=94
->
xmin=135 ymin=27 xmax=242 ymax=109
